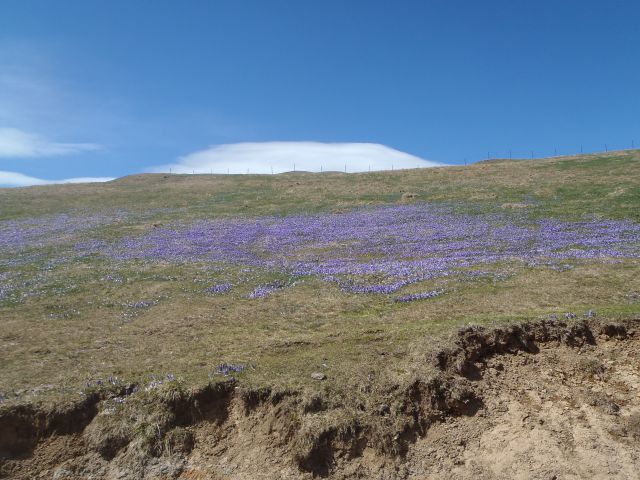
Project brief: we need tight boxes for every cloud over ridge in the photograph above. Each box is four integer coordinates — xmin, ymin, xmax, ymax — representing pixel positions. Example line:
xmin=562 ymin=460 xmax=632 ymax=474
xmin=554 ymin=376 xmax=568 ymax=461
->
xmin=155 ymin=142 xmax=443 ymax=174
xmin=0 ymin=170 xmax=114 ymax=188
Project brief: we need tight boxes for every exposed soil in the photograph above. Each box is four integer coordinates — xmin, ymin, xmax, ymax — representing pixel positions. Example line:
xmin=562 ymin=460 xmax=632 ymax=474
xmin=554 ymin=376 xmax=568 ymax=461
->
xmin=1 ymin=318 xmax=639 ymax=479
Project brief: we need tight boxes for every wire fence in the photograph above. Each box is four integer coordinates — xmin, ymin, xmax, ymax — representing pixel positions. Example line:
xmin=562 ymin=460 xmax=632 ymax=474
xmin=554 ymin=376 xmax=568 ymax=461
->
xmin=476 ymin=140 xmax=637 ymax=163
xmin=173 ymin=141 xmax=637 ymax=174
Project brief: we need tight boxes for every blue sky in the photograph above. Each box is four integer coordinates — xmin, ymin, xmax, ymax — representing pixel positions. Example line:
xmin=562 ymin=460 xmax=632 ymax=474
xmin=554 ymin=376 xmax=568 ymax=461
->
xmin=1 ymin=1 xmax=639 ymax=185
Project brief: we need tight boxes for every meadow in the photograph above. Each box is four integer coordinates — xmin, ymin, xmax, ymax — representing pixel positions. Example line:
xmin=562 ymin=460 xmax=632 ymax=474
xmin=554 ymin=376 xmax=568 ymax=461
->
xmin=1 ymin=150 xmax=640 ymax=406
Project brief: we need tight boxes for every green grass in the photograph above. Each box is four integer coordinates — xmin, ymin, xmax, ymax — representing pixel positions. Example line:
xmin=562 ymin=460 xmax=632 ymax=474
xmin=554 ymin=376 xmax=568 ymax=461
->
xmin=0 ymin=150 xmax=638 ymax=222
xmin=0 ymin=150 xmax=639 ymax=406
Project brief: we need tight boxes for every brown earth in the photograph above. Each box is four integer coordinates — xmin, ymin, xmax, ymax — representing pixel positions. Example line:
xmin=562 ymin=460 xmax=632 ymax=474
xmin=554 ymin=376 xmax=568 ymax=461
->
xmin=1 ymin=318 xmax=639 ymax=479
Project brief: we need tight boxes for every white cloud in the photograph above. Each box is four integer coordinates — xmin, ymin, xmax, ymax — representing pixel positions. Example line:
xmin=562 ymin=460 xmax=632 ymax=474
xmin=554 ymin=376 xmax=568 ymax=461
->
xmin=0 ymin=171 xmax=48 ymax=187
xmin=0 ymin=127 xmax=101 ymax=158
xmin=57 ymin=177 xmax=115 ymax=184
xmin=0 ymin=170 xmax=113 ymax=188
xmin=154 ymin=142 xmax=444 ymax=174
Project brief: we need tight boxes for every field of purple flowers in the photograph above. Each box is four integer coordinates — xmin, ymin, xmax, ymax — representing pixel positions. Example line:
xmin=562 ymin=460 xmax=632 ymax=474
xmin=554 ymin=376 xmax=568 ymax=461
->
xmin=1 ymin=203 xmax=640 ymax=304
xmin=1 ymin=154 xmax=640 ymax=410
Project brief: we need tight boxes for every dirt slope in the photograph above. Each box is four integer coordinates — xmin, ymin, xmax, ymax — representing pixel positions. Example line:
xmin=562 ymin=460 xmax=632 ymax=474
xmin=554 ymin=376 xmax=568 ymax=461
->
xmin=1 ymin=319 xmax=639 ymax=479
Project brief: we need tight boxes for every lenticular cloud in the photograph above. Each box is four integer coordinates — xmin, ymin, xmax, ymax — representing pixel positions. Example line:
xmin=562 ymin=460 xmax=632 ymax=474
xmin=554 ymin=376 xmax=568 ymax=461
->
xmin=0 ymin=128 xmax=101 ymax=158
xmin=155 ymin=142 xmax=443 ymax=174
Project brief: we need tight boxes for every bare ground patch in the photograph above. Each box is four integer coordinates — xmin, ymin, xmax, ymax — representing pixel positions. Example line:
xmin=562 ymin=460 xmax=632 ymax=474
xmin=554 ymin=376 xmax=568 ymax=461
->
xmin=1 ymin=318 xmax=639 ymax=479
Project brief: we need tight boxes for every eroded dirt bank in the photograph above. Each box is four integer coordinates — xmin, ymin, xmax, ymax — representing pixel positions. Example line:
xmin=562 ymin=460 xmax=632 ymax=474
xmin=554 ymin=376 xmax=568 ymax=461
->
xmin=1 ymin=319 xmax=639 ymax=479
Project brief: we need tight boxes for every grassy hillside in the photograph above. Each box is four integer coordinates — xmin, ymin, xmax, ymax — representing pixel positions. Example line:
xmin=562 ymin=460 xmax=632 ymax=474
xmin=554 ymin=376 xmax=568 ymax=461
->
xmin=1 ymin=150 xmax=639 ymax=406
xmin=1 ymin=150 xmax=639 ymax=222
